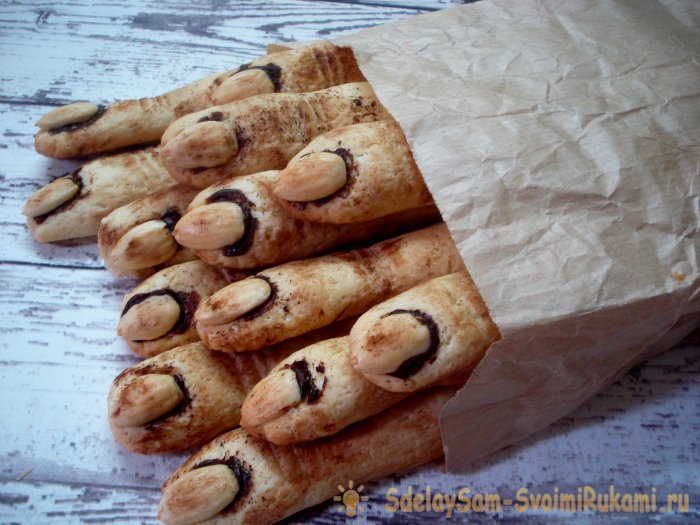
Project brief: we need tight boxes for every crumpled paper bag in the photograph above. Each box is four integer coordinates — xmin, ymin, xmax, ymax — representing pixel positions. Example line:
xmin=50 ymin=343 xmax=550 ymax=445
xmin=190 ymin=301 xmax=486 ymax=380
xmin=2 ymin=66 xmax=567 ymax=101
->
xmin=335 ymin=0 xmax=700 ymax=470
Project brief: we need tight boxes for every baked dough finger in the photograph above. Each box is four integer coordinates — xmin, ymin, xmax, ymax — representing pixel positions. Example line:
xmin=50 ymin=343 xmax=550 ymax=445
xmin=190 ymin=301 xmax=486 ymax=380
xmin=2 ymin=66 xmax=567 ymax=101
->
xmin=241 ymin=337 xmax=410 ymax=445
xmin=174 ymin=170 xmax=440 ymax=270
xmin=118 ymin=260 xmax=248 ymax=358
xmin=34 ymin=42 xmax=363 ymax=159
xmin=160 ymin=82 xmax=390 ymax=189
xmin=241 ymin=337 xmax=407 ymax=445
xmin=350 ymin=271 xmax=501 ymax=393
xmin=98 ymin=184 xmax=200 ymax=279
xmin=108 ymin=341 xmax=288 ymax=454
xmin=269 ymin=120 xmax=434 ymax=223
xmin=157 ymin=387 xmax=455 ymax=525
xmin=108 ymin=319 xmax=356 ymax=454
xmin=240 ymin=336 xmax=474 ymax=445
xmin=22 ymin=146 xmax=175 ymax=242
xmin=195 ymin=222 xmax=463 ymax=352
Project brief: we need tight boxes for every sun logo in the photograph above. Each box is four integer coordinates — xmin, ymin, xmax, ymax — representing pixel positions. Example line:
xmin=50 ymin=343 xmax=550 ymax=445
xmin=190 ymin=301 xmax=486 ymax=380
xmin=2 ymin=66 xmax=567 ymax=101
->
xmin=333 ymin=480 xmax=369 ymax=517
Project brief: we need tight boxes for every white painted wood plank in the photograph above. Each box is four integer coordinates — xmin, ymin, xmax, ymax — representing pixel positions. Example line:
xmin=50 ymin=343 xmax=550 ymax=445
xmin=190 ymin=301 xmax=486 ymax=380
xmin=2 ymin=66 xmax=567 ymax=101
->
xmin=0 ymin=480 xmax=163 ymax=525
xmin=0 ymin=263 xmax=134 ymax=365
xmin=0 ymin=0 xmax=431 ymax=105
xmin=317 ymin=0 xmax=463 ymax=10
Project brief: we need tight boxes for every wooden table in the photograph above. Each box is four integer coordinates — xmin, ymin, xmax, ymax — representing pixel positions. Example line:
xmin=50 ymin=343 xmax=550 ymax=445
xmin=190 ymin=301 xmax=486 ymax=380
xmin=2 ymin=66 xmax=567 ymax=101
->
xmin=1 ymin=1 xmax=697 ymax=523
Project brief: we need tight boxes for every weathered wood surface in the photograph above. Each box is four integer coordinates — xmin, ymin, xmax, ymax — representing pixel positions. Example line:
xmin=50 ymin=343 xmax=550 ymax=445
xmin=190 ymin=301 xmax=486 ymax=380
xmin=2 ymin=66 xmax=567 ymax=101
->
xmin=0 ymin=1 xmax=697 ymax=524
xmin=0 ymin=0 xmax=440 ymax=105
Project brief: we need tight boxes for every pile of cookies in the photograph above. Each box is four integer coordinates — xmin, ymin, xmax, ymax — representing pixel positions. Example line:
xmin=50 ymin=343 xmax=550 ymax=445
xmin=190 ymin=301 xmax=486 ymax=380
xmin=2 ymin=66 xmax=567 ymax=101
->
xmin=24 ymin=42 xmax=500 ymax=524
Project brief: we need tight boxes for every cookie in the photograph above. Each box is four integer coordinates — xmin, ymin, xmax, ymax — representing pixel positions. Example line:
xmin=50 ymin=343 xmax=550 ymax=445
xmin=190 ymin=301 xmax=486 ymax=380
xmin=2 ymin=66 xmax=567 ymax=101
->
xmin=24 ymin=146 xmax=175 ymax=242
xmin=34 ymin=42 xmax=363 ymax=158
xmin=174 ymin=170 xmax=440 ymax=271
xmin=350 ymin=271 xmax=501 ymax=392
xmin=157 ymin=387 xmax=455 ymax=525
xmin=270 ymin=120 xmax=433 ymax=223
xmin=108 ymin=319 xmax=356 ymax=453
xmin=195 ymin=223 xmax=462 ymax=352
xmin=160 ymin=82 xmax=390 ymax=189
xmin=118 ymin=260 xmax=247 ymax=358
xmin=98 ymin=184 xmax=199 ymax=278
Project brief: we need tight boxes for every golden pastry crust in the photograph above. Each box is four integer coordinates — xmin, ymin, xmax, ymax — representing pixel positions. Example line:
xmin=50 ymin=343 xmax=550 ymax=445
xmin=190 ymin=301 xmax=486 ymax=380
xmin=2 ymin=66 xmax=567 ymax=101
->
xmin=158 ymin=387 xmax=455 ymax=525
xmin=24 ymin=147 xmax=175 ymax=242
xmin=208 ymin=41 xmax=363 ymax=101
xmin=160 ymin=82 xmax=390 ymax=189
xmin=34 ymin=42 xmax=363 ymax=159
xmin=98 ymin=185 xmax=199 ymax=278
xmin=118 ymin=261 xmax=247 ymax=358
xmin=196 ymin=223 xmax=462 ymax=352
xmin=350 ymin=271 xmax=501 ymax=392
xmin=107 ymin=342 xmax=289 ymax=454
xmin=109 ymin=320 xmax=357 ymax=454
xmin=174 ymin=171 xmax=440 ymax=271
xmin=240 ymin=336 xmax=477 ymax=445
xmin=240 ymin=336 xmax=408 ymax=444
xmin=269 ymin=120 xmax=434 ymax=223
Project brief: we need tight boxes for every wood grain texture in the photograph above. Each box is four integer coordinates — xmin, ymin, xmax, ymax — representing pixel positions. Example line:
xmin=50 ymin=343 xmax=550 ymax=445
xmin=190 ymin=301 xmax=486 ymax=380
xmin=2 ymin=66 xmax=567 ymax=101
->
xmin=0 ymin=0 xmax=697 ymax=524
xmin=0 ymin=0 xmax=435 ymax=105
xmin=0 ymin=481 xmax=162 ymax=525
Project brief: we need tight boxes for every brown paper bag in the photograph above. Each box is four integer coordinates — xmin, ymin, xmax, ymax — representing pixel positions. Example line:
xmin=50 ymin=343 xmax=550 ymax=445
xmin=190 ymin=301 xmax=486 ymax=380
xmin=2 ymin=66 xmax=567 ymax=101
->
xmin=335 ymin=0 xmax=700 ymax=470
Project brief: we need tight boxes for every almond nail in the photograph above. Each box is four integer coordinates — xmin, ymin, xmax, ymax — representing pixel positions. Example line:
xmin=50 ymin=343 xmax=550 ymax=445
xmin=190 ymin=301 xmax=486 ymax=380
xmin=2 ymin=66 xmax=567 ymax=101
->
xmin=22 ymin=177 xmax=80 ymax=217
xmin=353 ymin=313 xmax=431 ymax=375
xmin=158 ymin=464 xmax=239 ymax=525
xmin=110 ymin=220 xmax=178 ymax=271
xmin=163 ymin=121 xmax=238 ymax=169
xmin=211 ymin=68 xmax=275 ymax=105
xmin=195 ymin=278 xmax=271 ymax=325
xmin=173 ymin=202 xmax=245 ymax=250
xmin=241 ymin=369 xmax=301 ymax=428
xmin=117 ymin=294 xmax=181 ymax=341
xmin=273 ymin=151 xmax=347 ymax=202
xmin=110 ymin=374 xmax=184 ymax=427
xmin=36 ymin=102 xmax=99 ymax=131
